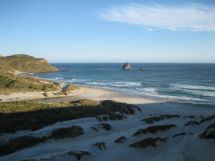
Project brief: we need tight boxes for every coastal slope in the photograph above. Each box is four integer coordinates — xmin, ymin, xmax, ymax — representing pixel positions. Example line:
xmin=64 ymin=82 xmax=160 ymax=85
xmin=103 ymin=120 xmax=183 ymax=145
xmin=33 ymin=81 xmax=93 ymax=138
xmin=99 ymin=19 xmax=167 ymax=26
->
xmin=0 ymin=54 xmax=58 ymax=73
xmin=0 ymin=101 xmax=214 ymax=161
xmin=0 ymin=54 xmax=60 ymax=94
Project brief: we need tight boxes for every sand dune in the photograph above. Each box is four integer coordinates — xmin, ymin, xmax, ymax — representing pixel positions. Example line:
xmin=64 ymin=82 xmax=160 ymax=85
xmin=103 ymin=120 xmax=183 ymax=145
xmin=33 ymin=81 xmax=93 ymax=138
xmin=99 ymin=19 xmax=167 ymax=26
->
xmin=0 ymin=102 xmax=215 ymax=161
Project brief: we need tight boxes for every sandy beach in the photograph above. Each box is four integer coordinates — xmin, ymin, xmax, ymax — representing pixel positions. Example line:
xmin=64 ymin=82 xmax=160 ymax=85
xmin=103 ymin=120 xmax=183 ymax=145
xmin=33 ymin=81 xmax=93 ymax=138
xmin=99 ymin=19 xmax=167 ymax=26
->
xmin=0 ymin=85 xmax=159 ymax=104
xmin=1 ymin=83 xmax=215 ymax=161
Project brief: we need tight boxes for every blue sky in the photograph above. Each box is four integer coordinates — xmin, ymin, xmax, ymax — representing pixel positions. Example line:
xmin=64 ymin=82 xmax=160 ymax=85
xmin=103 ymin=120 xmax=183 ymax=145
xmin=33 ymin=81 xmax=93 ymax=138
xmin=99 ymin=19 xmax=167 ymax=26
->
xmin=0 ymin=0 xmax=215 ymax=63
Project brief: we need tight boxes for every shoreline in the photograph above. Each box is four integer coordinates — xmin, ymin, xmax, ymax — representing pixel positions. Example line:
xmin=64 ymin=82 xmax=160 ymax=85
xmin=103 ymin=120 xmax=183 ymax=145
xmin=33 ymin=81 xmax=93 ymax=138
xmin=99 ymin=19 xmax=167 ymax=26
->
xmin=0 ymin=82 xmax=160 ymax=104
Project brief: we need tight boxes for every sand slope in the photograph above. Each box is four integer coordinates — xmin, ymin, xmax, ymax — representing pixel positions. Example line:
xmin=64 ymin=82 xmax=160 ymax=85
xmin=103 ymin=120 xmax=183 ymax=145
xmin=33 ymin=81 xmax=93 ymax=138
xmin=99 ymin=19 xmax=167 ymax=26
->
xmin=0 ymin=102 xmax=214 ymax=161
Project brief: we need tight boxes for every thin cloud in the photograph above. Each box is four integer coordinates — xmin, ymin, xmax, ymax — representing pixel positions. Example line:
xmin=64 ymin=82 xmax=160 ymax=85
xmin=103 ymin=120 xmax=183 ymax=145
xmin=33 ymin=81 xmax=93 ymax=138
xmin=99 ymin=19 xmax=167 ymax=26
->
xmin=100 ymin=3 xmax=215 ymax=32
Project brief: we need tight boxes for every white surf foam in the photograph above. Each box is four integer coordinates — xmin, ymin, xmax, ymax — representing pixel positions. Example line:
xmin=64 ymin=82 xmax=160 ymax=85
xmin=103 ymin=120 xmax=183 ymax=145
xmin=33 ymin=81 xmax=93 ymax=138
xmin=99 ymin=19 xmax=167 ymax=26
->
xmin=171 ymin=83 xmax=215 ymax=91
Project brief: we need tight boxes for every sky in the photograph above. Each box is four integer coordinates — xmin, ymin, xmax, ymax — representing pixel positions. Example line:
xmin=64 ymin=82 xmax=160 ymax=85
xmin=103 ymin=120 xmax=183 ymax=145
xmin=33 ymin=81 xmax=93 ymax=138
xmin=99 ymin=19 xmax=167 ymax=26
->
xmin=0 ymin=0 xmax=215 ymax=63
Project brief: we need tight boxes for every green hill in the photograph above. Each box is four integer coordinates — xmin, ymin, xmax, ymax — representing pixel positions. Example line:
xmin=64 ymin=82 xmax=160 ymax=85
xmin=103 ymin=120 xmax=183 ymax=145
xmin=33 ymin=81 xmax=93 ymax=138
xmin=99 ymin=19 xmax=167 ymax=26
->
xmin=0 ymin=73 xmax=60 ymax=94
xmin=0 ymin=54 xmax=58 ymax=73
xmin=0 ymin=54 xmax=60 ymax=94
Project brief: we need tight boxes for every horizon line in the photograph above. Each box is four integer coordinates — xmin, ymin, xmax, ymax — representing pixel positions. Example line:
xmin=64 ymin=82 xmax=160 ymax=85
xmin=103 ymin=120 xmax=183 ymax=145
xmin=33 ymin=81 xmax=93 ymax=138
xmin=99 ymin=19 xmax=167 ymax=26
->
xmin=50 ymin=62 xmax=215 ymax=64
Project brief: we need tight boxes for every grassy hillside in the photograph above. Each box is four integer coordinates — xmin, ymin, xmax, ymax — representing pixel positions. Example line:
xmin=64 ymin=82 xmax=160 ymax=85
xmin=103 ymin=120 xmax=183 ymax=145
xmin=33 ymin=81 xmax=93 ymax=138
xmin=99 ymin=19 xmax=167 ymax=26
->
xmin=0 ymin=73 xmax=60 ymax=94
xmin=0 ymin=54 xmax=58 ymax=73
xmin=0 ymin=54 xmax=60 ymax=94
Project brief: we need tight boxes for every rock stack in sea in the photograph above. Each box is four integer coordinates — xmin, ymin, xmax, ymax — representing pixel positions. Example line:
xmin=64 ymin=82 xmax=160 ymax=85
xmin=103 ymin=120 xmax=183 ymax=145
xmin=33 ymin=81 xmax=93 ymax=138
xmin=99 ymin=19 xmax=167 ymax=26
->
xmin=122 ymin=63 xmax=132 ymax=70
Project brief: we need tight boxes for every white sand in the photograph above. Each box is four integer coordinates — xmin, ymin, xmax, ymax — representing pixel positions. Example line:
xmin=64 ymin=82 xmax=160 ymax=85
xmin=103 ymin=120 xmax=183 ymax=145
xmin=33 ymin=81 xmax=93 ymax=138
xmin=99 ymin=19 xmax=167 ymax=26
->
xmin=0 ymin=103 xmax=214 ymax=161
xmin=0 ymin=85 xmax=215 ymax=161
xmin=0 ymin=86 xmax=158 ymax=104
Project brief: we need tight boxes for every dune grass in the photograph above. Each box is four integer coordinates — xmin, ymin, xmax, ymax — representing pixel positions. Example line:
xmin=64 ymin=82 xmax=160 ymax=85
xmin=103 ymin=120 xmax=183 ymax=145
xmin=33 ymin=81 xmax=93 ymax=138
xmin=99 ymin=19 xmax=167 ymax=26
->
xmin=0 ymin=73 xmax=60 ymax=94
xmin=0 ymin=100 xmax=137 ymax=134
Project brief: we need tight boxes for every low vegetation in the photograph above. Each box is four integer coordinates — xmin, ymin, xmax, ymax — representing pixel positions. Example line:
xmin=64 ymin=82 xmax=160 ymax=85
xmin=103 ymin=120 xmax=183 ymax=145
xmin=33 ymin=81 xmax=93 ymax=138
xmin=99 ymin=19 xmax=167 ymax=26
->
xmin=0 ymin=73 xmax=60 ymax=94
xmin=0 ymin=100 xmax=137 ymax=134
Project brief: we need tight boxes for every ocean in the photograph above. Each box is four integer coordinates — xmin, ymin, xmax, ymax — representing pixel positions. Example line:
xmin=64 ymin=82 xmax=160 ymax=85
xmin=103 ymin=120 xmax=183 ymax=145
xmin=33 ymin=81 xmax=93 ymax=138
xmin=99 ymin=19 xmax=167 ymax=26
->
xmin=36 ymin=63 xmax=215 ymax=105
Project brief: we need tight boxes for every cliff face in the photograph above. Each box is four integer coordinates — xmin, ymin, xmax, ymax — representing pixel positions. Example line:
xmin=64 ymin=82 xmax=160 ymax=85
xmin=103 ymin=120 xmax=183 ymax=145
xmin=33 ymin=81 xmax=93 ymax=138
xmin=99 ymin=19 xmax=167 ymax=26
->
xmin=0 ymin=54 xmax=58 ymax=73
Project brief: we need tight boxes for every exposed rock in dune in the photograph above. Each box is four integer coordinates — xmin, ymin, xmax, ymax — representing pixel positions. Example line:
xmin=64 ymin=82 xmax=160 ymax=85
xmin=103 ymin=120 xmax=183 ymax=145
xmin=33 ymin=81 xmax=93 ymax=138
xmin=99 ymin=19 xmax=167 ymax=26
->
xmin=133 ymin=124 xmax=177 ymax=136
xmin=0 ymin=136 xmax=46 ymax=156
xmin=98 ymin=123 xmax=112 ymax=131
xmin=96 ymin=112 xmax=127 ymax=121
xmin=130 ymin=137 xmax=167 ymax=149
xmin=183 ymin=115 xmax=196 ymax=119
xmin=91 ymin=127 xmax=99 ymax=132
xmin=114 ymin=136 xmax=127 ymax=143
xmin=67 ymin=150 xmax=91 ymax=161
xmin=98 ymin=100 xmax=140 ymax=115
xmin=0 ymin=100 xmax=138 ymax=134
xmin=172 ymin=132 xmax=187 ymax=138
xmin=93 ymin=142 xmax=106 ymax=150
xmin=184 ymin=120 xmax=200 ymax=126
xmin=49 ymin=126 xmax=84 ymax=139
xmin=141 ymin=114 xmax=179 ymax=124
xmin=200 ymin=114 xmax=215 ymax=124
xmin=200 ymin=123 xmax=215 ymax=139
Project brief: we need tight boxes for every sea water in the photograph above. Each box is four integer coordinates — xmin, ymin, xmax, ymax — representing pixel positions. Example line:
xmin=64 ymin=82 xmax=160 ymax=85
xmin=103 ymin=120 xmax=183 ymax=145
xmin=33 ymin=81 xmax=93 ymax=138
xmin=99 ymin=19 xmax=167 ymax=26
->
xmin=36 ymin=63 xmax=215 ymax=105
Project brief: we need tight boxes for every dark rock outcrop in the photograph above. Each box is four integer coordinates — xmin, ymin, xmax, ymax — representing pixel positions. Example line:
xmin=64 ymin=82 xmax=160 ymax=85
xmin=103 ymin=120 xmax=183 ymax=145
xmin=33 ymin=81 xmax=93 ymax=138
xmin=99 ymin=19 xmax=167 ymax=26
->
xmin=49 ymin=126 xmax=84 ymax=139
xmin=200 ymin=123 xmax=215 ymax=139
xmin=130 ymin=137 xmax=167 ymax=149
xmin=172 ymin=132 xmax=187 ymax=138
xmin=0 ymin=136 xmax=46 ymax=156
xmin=96 ymin=113 xmax=127 ymax=121
xmin=200 ymin=114 xmax=215 ymax=124
xmin=122 ymin=63 xmax=132 ymax=70
xmin=98 ymin=123 xmax=112 ymax=131
xmin=67 ymin=150 xmax=91 ymax=161
xmin=93 ymin=142 xmax=106 ymax=150
xmin=184 ymin=120 xmax=200 ymax=126
xmin=114 ymin=136 xmax=127 ymax=143
xmin=139 ymin=66 xmax=144 ymax=71
xmin=141 ymin=114 xmax=179 ymax=124
xmin=98 ymin=100 xmax=140 ymax=115
xmin=133 ymin=124 xmax=177 ymax=136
